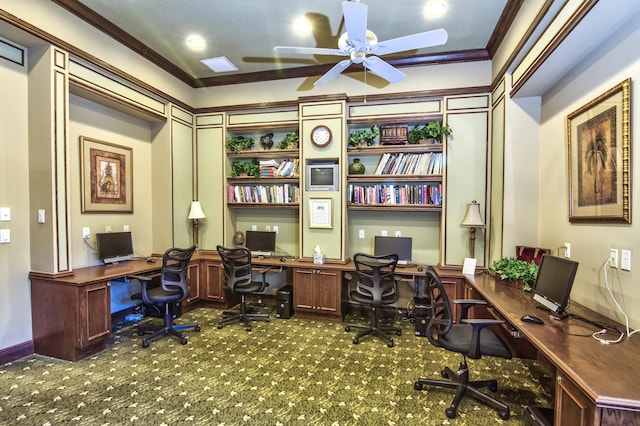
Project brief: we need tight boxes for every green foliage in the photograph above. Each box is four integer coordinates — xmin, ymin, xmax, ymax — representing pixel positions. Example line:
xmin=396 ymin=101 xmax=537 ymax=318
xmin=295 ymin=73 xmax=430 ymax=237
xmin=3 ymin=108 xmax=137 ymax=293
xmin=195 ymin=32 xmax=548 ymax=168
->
xmin=487 ymin=257 xmax=539 ymax=291
xmin=231 ymin=159 xmax=260 ymax=177
xmin=348 ymin=125 xmax=379 ymax=147
xmin=277 ymin=131 xmax=299 ymax=149
xmin=408 ymin=121 xmax=453 ymax=144
xmin=226 ymin=136 xmax=255 ymax=152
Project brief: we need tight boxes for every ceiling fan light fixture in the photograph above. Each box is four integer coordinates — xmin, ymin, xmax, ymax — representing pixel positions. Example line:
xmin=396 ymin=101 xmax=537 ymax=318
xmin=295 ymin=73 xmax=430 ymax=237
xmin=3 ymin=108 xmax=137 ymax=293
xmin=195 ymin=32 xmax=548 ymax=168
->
xmin=293 ymin=17 xmax=312 ymax=34
xmin=424 ymin=1 xmax=447 ymax=17
xmin=200 ymin=56 xmax=239 ymax=73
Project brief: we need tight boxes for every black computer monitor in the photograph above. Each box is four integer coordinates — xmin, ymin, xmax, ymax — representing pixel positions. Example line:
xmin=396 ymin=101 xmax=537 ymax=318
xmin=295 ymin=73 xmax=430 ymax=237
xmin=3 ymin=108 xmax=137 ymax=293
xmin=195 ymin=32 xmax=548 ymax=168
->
xmin=532 ymin=254 xmax=579 ymax=319
xmin=245 ymin=230 xmax=276 ymax=252
xmin=95 ymin=231 xmax=134 ymax=264
xmin=374 ymin=236 xmax=413 ymax=264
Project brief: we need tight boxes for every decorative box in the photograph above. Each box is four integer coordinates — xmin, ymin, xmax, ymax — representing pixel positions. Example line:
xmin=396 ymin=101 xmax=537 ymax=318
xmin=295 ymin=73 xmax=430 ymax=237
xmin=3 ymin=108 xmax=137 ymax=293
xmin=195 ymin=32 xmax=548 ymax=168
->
xmin=380 ymin=124 xmax=408 ymax=145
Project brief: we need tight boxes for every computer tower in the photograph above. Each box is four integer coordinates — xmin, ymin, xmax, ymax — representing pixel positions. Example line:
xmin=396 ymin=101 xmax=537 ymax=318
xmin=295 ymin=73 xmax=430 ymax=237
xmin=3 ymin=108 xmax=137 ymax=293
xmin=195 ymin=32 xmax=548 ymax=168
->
xmin=276 ymin=285 xmax=293 ymax=319
xmin=414 ymin=296 xmax=431 ymax=337
xmin=524 ymin=406 xmax=554 ymax=426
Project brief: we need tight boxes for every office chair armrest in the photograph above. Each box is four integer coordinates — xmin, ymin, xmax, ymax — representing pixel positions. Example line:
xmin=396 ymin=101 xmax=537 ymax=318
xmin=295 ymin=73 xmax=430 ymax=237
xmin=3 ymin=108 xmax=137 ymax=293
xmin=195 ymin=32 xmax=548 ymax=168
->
xmin=461 ymin=318 xmax=506 ymax=359
xmin=454 ymin=299 xmax=488 ymax=320
xmin=128 ymin=272 xmax=162 ymax=282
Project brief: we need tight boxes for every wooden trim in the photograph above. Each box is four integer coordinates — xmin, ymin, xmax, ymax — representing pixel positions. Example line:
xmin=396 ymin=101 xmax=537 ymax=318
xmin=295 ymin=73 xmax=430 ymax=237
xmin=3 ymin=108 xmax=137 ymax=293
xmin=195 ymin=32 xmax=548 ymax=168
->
xmin=0 ymin=341 xmax=34 ymax=365
xmin=486 ymin=0 xmax=525 ymax=57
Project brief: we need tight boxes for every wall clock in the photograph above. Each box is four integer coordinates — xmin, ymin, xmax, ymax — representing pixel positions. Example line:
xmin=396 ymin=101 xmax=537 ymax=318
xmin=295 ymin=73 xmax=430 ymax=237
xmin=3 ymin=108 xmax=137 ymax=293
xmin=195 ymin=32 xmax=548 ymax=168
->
xmin=311 ymin=125 xmax=332 ymax=147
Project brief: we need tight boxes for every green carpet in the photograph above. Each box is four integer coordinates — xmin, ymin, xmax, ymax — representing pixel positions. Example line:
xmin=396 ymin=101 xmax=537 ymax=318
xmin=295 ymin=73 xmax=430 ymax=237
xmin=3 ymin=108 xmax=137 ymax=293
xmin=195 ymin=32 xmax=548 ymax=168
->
xmin=0 ymin=307 xmax=554 ymax=425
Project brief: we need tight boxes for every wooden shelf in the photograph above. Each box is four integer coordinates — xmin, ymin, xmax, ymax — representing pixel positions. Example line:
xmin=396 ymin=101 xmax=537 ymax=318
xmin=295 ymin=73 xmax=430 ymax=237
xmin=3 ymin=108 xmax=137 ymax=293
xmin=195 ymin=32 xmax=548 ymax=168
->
xmin=228 ymin=203 xmax=299 ymax=209
xmin=227 ymin=148 xmax=299 ymax=159
xmin=227 ymin=176 xmax=299 ymax=184
xmin=347 ymin=144 xmax=441 ymax=155
xmin=347 ymin=174 xmax=441 ymax=183
xmin=347 ymin=204 xmax=442 ymax=212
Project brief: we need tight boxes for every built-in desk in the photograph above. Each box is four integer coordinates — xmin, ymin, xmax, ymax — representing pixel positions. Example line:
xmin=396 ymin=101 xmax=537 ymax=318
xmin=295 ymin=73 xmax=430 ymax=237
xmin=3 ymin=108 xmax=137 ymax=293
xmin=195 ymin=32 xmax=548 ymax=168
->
xmin=465 ymin=273 xmax=640 ymax=425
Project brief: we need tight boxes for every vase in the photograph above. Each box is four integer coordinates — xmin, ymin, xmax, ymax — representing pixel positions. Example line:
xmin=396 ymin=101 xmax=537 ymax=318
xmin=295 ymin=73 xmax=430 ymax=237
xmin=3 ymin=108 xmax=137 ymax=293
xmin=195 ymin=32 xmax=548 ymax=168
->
xmin=349 ymin=158 xmax=365 ymax=174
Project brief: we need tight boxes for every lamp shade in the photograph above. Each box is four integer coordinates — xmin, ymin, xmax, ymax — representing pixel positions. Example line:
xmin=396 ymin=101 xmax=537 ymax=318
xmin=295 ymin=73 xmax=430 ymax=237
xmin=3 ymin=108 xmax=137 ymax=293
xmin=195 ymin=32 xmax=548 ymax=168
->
xmin=461 ymin=200 xmax=484 ymax=227
xmin=188 ymin=201 xmax=206 ymax=219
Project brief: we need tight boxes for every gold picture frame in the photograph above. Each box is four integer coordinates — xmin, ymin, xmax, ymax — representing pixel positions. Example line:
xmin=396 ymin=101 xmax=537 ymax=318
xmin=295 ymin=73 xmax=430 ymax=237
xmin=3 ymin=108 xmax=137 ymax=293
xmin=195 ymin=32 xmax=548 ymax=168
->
xmin=568 ymin=78 xmax=631 ymax=223
xmin=80 ymin=136 xmax=133 ymax=213
xmin=309 ymin=198 xmax=332 ymax=229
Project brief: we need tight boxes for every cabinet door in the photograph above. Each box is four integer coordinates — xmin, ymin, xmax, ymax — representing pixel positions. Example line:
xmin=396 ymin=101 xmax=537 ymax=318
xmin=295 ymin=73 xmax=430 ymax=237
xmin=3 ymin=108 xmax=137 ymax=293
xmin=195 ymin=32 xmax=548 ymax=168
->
xmin=315 ymin=269 xmax=341 ymax=314
xmin=202 ymin=260 xmax=225 ymax=302
xmin=78 ymin=281 xmax=111 ymax=348
xmin=185 ymin=261 xmax=200 ymax=304
xmin=293 ymin=268 xmax=316 ymax=311
xmin=556 ymin=373 xmax=595 ymax=425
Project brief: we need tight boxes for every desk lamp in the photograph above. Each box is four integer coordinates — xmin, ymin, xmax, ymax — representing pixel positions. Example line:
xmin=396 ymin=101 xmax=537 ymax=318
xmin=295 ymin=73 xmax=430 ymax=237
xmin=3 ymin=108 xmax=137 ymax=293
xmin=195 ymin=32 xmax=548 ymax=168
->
xmin=188 ymin=201 xmax=206 ymax=251
xmin=461 ymin=200 xmax=485 ymax=259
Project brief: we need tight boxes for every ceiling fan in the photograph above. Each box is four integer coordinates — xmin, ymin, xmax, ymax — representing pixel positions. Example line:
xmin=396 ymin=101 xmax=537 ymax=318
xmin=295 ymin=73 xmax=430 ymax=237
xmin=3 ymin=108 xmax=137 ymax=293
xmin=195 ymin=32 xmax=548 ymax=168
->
xmin=274 ymin=1 xmax=448 ymax=86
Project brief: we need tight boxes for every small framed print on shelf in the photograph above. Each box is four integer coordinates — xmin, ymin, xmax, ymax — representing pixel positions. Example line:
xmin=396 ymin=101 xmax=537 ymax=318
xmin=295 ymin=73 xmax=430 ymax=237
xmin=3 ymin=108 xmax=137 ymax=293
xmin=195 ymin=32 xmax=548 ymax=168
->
xmin=309 ymin=198 xmax=332 ymax=229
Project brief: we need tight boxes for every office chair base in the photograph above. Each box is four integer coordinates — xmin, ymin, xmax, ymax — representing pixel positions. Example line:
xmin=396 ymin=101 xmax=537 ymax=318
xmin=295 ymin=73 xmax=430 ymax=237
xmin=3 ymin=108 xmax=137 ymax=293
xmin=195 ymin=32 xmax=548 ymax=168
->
xmin=344 ymin=324 xmax=401 ymax=347
xmin=138 ymin=323 xmax=201 ymax=348
xmin=414 ymin=361 xmax=510 ymax=420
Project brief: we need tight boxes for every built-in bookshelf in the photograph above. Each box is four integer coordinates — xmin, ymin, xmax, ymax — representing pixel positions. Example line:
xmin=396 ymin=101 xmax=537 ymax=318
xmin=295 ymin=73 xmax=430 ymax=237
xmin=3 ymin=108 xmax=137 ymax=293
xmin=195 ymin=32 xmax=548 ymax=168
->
xmin=346 ymin=144 xmax=443 ymax=211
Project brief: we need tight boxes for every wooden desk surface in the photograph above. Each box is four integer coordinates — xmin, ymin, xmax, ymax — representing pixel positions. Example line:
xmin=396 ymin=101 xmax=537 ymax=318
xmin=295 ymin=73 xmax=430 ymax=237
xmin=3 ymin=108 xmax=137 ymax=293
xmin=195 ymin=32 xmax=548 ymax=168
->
xmin=29 ymin=259 xmax=162 ymax=285
xmin=466 ymin=272 xmax=640 ymax=411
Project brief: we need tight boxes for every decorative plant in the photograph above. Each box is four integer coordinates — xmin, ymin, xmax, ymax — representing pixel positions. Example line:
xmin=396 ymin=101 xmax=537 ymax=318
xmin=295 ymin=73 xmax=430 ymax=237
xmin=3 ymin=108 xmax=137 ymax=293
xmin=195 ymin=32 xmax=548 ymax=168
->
xmin=487 ymin=257 xmax=539 ymax=291
xmin=231 ymin=159 xmax=260 ymax=177
xmin=226 ymin=136 xmax=255 ymax=152
xmin=408 ymin=121 xmax=452 ymax=144
xmin=348 ymin=125 xmax=379 ymax=147
xmin=277 ymin=131 xmax=299 ymax=149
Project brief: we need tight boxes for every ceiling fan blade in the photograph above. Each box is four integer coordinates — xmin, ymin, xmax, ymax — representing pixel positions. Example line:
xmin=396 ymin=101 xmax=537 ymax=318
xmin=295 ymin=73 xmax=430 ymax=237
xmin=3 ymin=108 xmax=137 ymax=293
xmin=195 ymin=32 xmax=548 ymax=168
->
xmin=362 ymin=56 xmax=406 ymax=83
xmin=274 ymin=46 xmax=346 ymax=56
xmin=314 ymin=59 xmax=352 ymax=86
xmin=342 ymin=1 xmax=367 ymax=48
xmin=372 ymin=29 xmax=448 ymax=56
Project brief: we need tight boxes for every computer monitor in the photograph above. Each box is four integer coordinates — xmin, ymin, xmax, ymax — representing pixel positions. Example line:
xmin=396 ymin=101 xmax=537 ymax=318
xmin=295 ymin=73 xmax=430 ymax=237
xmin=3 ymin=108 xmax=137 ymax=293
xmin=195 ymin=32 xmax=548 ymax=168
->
xmin=245 ymin=230 xmax=276 ymax=253
xmin=374 ymin=236 xmax=413 ymax=265
xmin=95 ymin=231 xmax=134 ymax=264
xmin=532 ymin=254 xmax=579 ymax=319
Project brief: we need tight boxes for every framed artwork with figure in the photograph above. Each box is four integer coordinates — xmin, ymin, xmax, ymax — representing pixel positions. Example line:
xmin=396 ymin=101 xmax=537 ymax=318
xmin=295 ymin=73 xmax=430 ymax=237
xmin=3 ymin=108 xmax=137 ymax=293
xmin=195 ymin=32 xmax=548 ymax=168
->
xmin=80 ymin=136 xmax=133 ymax=213
xmin=567 ymin=78 xmax=631 ymax=223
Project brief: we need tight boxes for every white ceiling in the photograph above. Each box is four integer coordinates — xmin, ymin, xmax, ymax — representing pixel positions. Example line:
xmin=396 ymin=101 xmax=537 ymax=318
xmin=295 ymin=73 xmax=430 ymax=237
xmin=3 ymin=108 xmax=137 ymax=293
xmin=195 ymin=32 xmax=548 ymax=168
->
xmin=71 ymin=0 xmax=508 ymax=86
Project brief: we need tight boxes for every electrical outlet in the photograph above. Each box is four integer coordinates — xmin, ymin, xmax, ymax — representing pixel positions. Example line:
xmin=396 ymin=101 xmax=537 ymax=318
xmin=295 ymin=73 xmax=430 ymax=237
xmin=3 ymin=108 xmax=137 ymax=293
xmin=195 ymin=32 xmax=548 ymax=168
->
xmin=105 ymin=225 xmax=112 ymax=232
xmin=359 ymin=229 xmax=365 ymax=239
xmin=251 ymin=225 xmax=257 ymax=231
xmin=381 ymin=230 xmax=388 ymax=236
xmin=82 ymin=227 xmax=91 ymax=239
xmin=564 ymin=242 xmax=571 ymax=258
xmin=123 ymin=225 xmax=129 ymax=232
xmin=0 ymin=207 xmax=10 ymax=221
xmin=265 ymin=225 xmax=271 ymax=231
xmin=395 ymin=230 xmax=401 ymax=237
xmin=273 ymin=225 xmax=278 ymax=233
xmin=621 ymin=249 xmax=631 ymax=271
xmin=609 ymin=248 xmax=618 ymax=268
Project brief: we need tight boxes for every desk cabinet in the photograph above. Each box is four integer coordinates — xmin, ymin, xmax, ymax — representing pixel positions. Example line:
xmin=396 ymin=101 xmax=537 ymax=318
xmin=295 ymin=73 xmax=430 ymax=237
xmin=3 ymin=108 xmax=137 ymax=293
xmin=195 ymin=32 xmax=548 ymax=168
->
xmin=201 ymin=260 xmax=226 ymax=304
xmin=184 ymin=261 xmax=201 ymax=307
xmin=31 ymin=278 xmax=111 ymax=361
xmin=293 ymin=267 xmax=342 ymax=322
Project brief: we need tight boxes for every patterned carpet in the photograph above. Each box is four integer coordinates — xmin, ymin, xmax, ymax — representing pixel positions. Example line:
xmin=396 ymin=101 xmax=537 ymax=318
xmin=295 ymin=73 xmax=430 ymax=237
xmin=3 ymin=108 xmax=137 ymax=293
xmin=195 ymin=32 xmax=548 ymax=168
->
xmin=0 ymin=307 xmax=554 ymax=425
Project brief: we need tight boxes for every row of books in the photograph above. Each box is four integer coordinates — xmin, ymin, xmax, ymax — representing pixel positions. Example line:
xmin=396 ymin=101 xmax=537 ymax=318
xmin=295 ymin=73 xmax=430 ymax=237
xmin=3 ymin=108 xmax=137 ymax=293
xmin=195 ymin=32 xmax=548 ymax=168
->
xmin=373 ymin=152 xmax=442 ymax=175
xmin=228 ymin=184 xmax=300 ymax=204
xmin=348 ymin=183 xmax=442 ymax=206
xmin=259 ymin=159 xmax=299 ymax=177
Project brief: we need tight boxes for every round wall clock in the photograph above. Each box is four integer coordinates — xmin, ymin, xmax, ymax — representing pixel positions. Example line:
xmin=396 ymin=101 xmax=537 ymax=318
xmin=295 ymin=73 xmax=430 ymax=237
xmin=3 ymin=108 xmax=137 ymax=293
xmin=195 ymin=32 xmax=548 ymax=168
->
xmin=311 ymin=125 xmax=332 ymax=147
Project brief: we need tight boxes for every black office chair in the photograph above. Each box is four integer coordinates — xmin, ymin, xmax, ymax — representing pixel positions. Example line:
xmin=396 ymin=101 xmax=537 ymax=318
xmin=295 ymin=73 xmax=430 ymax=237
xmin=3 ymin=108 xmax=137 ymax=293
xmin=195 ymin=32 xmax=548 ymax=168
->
xmin=344 ymin=252 xmax=401 ymax=347
xmin=133 ymin=245 xmax=199 ymax=348
xmin=414 ymin=266 xmax=512 ymax=420
xmin=216 ymin=245 xmax=270 ymax=331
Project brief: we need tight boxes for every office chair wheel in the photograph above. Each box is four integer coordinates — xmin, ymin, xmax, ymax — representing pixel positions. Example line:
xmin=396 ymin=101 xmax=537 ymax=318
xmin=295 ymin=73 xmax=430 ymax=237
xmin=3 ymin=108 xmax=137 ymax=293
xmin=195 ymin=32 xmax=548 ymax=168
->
xmin=395 ymin=330 xmax=402 ymax=336
xmin=195 ymin=325 xmax=201 ymax=332
xmin=142 ymin=339 xmax=150 ymax=349
xmin=488 ymin=382 xmax=498 ymax=392
xmin=414 ymin=382 xmax=423 ymax=391
xmin=344 ymin=325 xmax=351 ymax=332
xmin=440 ymin=369 xmax=449 ymax=379
xmin=445 ymin=407 xmax=457 ymax=419
xmin=498 ymin=408 xmax=510 ymax=420
xmin=245 ymin=326 xmax=252 ymax=332
xmin=353 ymin=337 xmax=359 ymax=344
xmin=180 ymin=337 xmax=188 ymax=345
xmin=137 ymin=329 xmax=146 ymax=336
xmin=387 ymin=339 xmax=394 ymax=348
xmin=217 ymin=323 xmax=223 ymax=329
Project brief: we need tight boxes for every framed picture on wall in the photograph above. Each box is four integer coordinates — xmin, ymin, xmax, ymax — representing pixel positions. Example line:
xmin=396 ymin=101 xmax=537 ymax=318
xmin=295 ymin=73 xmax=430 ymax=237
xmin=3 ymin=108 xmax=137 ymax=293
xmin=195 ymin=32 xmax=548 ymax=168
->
xmin=80 ymin=136 xmax=133 ymax=213
xmin=309 ymin=198 xmax=332 ymax=229
xmin=567 ymin=78 xmax=631 ymax=223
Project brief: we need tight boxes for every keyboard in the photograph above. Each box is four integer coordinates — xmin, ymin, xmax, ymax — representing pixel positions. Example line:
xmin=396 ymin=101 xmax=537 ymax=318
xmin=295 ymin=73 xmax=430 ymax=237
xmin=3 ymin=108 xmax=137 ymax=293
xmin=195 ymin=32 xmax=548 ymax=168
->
xmin=251 ymin=250 xmax=272 ymax=257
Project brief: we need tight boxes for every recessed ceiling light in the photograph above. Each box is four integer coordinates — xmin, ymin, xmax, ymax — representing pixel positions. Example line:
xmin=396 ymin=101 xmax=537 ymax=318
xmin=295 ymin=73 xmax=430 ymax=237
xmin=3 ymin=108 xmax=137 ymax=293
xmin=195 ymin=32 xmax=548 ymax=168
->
xmin=200 ymin=56 xmax=239 ymax=73
xmin=424 ymin=1 xmax=446 ymax=17
xmin=187 ymin=36 xmax=205 ymax=49
xmin=293 ymin=17 xmax=311 ymax=34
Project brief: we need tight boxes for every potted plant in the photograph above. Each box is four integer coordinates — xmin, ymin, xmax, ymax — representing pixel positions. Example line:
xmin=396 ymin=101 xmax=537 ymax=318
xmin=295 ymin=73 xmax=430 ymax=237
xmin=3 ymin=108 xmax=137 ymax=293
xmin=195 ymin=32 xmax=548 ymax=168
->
xmin=277 ymin=131 xmax=299 ymax=149
xmin=408 ymin=121 xmax=453 ymax=144
xmin=226 ymin=136 xmax=255 ymax=152
xmin=348 ymin=125 xmax=379 ymax=147
xmin=487 ymin=257 xmax=539 ymax=291
xmin=231 ymin=159 xmax=260 ymax=177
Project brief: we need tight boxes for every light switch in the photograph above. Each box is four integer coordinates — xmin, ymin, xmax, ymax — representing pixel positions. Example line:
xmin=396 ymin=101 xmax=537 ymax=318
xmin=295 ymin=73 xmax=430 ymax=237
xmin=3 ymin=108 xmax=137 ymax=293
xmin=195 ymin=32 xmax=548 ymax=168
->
xmin=0 ymin=207 xmax=9 ymax=221
xmin=38 ymin=209 xmax=45 ymax=223
xmin=0 ymin=229 xmax=10 ymax=243
xmin=381 ymin=230 xmax=388 ymax=236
